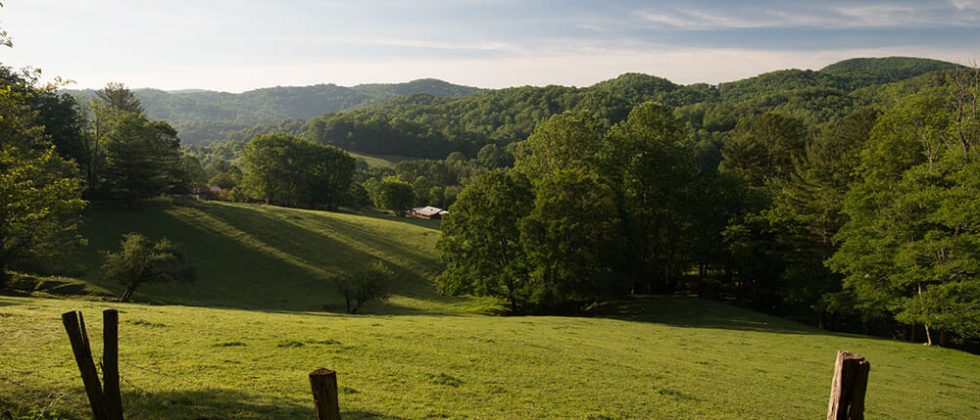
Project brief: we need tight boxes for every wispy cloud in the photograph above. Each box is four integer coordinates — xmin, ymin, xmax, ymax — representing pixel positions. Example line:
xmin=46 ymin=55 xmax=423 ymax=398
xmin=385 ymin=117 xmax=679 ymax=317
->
xmin=634 ymin=1 xmax=980 ymax=30
xmin=2 ymin=0 xmax=977 ymax=91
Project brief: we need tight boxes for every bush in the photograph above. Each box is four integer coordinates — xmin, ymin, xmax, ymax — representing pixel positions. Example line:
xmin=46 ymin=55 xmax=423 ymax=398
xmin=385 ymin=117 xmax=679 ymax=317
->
xmin=335 ymin=261 xmax=393 ymax=313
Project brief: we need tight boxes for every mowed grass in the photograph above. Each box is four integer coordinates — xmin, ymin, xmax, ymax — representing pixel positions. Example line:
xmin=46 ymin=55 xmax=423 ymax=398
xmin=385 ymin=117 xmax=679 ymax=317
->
xmin=1 ymin=296 xmax=978 ymax=419
xmin=346 ymin=151 xmax=413 ymax=169
xmin=69 ymin=201 xmax=474 ymax=313
xmin=2 ymin=201 xmax=978 ymax=418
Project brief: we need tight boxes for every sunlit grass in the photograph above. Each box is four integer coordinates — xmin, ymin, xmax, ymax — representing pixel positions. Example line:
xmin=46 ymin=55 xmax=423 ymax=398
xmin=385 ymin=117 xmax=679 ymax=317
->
xmin=70 ymin=201 xmax=469 ymax=313
xmin=346 ymin=151 xmax=413 ymax=169
xmin=1 ymin=296 xmax=978 ymax=419
xmin=3 ymin=202 xmax=977 ymax=418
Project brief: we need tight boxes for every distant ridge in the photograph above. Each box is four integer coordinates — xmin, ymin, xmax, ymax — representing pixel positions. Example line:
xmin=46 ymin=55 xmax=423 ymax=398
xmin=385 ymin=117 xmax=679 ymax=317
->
xmin=820 ymin=56 xmax=963 ymax=86
xmin=65 ymin=56 xmax=960 ymax=145
xmin=66 ymin=79 xmax=482 ymax=143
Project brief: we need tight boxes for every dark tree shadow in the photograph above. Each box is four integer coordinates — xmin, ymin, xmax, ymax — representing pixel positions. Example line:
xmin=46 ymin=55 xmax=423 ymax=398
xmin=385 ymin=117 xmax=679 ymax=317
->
xmin=69 ymin=202 xmax=465 ymax=314
xmin=122 ymin=388 xmax=390 ymax=419
xmin=587 ymin=295 xmax=827 ymax=336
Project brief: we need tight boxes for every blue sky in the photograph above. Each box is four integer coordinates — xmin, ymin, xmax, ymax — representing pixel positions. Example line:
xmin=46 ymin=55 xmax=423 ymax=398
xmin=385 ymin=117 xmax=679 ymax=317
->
xmin=1 ymin=0 xmax=978 ymax=92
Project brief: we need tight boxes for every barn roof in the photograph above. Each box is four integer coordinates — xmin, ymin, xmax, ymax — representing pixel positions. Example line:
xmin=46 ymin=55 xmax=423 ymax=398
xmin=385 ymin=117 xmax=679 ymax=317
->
xmin=411 ymin=206 xmax=444 ymax=217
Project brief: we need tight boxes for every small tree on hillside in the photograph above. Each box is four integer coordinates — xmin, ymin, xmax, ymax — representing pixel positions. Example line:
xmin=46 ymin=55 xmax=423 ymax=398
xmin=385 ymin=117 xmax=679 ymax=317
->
xmin=335 ymin=261 xmax=392 ymax=314
xmin=102 ymin=233 xmax=196 ymax=302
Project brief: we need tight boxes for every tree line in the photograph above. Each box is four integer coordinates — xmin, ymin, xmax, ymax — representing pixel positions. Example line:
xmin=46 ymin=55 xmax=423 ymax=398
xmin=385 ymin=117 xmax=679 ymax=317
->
xmin=438 ymin=69 xmax=980 ymax=347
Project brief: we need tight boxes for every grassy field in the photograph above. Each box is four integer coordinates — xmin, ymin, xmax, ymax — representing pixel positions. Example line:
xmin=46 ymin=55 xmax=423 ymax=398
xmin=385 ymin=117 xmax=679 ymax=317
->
xmin=1 ymin=202 xmax=978 ymax=419
xmin=1 ymin=296 xmax=978 ymax=419
xmin=67 ymin=201 xmax=471 ymax=313
xmin=347 ymin=151 xmax=414 ymax=169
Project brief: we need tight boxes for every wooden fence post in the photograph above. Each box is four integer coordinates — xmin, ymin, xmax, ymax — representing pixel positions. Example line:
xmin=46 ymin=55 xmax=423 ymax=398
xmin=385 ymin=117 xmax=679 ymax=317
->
xmin=309 ymin=368 xmax=341 ymax=420
xmin=827 ymin=350 xmax=871 ymax=420
xmin=102 ymin=309 xmax=123 ymax=420
xmin=61 ymin=311 xmax=106 ymax=420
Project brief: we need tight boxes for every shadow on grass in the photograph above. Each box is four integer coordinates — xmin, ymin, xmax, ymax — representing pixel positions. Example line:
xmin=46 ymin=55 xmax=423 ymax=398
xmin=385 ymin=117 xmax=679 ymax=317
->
xmin=589 ymin=295 xmax=825 ymax=335
xmin=349 ymin=209 xmax=443 ymax=230
xmin=120 ymin=389 xmax=390 ymax=419
xmin=71 ymin=202 xmax=462 ymax=315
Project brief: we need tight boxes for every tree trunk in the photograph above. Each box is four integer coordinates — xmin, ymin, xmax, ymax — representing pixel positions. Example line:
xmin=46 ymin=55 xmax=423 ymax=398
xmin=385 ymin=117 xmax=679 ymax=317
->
xmin=924 ymin=324 xmax=933 ymax=346
xmin=0 ymin=262 xmax=8 ymax=290
xmin=344 ymin=296 xmax=351 ymax=314
xmin=121 ymin=285 xmax=137 ymax=302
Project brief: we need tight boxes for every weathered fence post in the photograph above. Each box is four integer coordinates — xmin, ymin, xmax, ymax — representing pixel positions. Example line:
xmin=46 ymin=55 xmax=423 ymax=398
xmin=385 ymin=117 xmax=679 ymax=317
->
xmin=62 ymin=309 xmax=124 ymax=420
xmin=309 ymin=368 xmax=341 ymax=420
xmin=102 ymin=309 xmax=123 ymax=420
xmin=61 ymin=311 xmax=107 ymax=420
xmin=827 ymin=350 xmax=871 ymax=420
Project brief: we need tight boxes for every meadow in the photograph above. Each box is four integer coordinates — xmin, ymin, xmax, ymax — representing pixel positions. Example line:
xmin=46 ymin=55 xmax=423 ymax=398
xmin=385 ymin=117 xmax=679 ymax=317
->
xmin=1 ymin=202 xmax=978 ymax=419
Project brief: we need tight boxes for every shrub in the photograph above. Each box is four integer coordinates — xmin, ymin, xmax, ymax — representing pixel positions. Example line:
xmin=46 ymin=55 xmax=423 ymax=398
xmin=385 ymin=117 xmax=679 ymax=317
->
xmin=335 ymin=261 xmax=392 ymax=314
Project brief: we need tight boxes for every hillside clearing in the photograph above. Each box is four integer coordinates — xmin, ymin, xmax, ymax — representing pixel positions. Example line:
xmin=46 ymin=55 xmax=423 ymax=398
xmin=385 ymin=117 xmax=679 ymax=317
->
xmin=68 ymin=201 xmax=471 ymax=313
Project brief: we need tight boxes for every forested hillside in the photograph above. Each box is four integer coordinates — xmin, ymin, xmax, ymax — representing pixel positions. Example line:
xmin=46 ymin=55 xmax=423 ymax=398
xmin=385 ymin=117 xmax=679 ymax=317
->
xmin=66 ymin=79 xmax=481 ymax=144
xmin=304 ymin=57 xmax=962 ymax=159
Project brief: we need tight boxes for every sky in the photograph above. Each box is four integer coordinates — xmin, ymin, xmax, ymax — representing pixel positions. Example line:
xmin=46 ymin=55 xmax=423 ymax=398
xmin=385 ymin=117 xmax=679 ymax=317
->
xmin=1 ymin=0 xmax=978 ymax=92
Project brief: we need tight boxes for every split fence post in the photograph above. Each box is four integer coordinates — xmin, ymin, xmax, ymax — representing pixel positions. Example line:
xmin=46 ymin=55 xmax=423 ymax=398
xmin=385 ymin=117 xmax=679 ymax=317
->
xmin=827 ymin=350 xmax=871 ymax=420
xmin=309 ymin=368 xmax=341 ymax=420
xmin=61 ymin=311 xmax=107 ymax=420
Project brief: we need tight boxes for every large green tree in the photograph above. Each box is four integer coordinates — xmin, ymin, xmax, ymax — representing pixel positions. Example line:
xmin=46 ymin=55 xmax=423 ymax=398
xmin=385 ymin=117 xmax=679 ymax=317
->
xmin=514 ymin=112 xmax=606 ymax=181
xmin=437 ymin=170 xmax=534 ymax=311
xmin=240 ymin=133 xmax=355 ymax=209
xmin=600 ymin=102 xmax=699 ymax=292
xmin=765 ymin=107 xmax=879 ymax=324
xmin=520 ymin=168 xmax=623 ymax=309
xmin=830 ymin=78 xmax=980 ymax=344
xmin=0 ymin=69 xmax=85 ymax=284
xmin=372 ymin=176 xmax=415 ymax=215
xmin=100 ymin=114 xmax=184 ymax=201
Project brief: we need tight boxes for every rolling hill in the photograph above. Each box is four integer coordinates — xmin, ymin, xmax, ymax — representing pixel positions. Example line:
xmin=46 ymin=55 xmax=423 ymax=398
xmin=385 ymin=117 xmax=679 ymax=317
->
xmin=1 ymin=201 xmax=978 ymax=418
xmin=66 ymin=79 xmax=482 ymax=144
xmin=64 ymin=201 xmax=469 ymax=313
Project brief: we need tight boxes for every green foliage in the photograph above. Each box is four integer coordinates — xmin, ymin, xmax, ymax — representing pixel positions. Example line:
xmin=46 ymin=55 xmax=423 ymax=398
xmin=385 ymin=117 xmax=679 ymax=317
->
xmin=101 ymin=233 xmax=195 ymax=302
xmin=307 ymin=74 xmax=685 ymax=159
xmin=475 ymin=143 xmax=514 ymax=168
xmin=0 ymin=68 xmax=85 ymax=284
xmin=334 ymin=260 xmax=393 ymax=313
xmin=830 ymin=77 xmax=980 ymax=342
xmin=437 ymin=170 xmax=534 ymax=311
xmin=240 ymin=133 xmax=355 ymax=209
xmin=95 ymin=82 xmax=143 ymax=114
xmin=520 ymin=168 xmax=623 ymax=308
xmin=721 ymin=112 xmax=809 ymax=187
xmin=371 ymin=176 xmax=415 ymax=215
xmin=821 ymin=57 xmax=963 ymax=88
xmin=514 ymin=112 xmax=606 ymax=180
xmin=68 ymin=80 xmax=481 ymax=144
xmin=600 ymin=102 xmax=700 ymax=291
xmin=99 ymin=114 xmax=185 ymax=200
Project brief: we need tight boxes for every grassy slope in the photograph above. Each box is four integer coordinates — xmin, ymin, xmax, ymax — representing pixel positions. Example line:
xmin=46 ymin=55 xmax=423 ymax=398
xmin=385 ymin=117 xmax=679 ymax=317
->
xmin=69 ymin=201 xmax=473 ymax=313
xmin=1 ymin=296 xmax=978 ymax=419
xmin=347 ymin=151 xmax=414 ymax=169
xmin=1 ymin=202 xmax=977 ymax=418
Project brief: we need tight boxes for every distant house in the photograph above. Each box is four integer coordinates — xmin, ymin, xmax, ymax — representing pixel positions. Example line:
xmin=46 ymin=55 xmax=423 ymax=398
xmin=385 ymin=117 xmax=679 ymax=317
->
xmin=208 ymin=185 xmax=223 ymax=194
xmin=409 ymin=206 xmax=447 ymax=219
